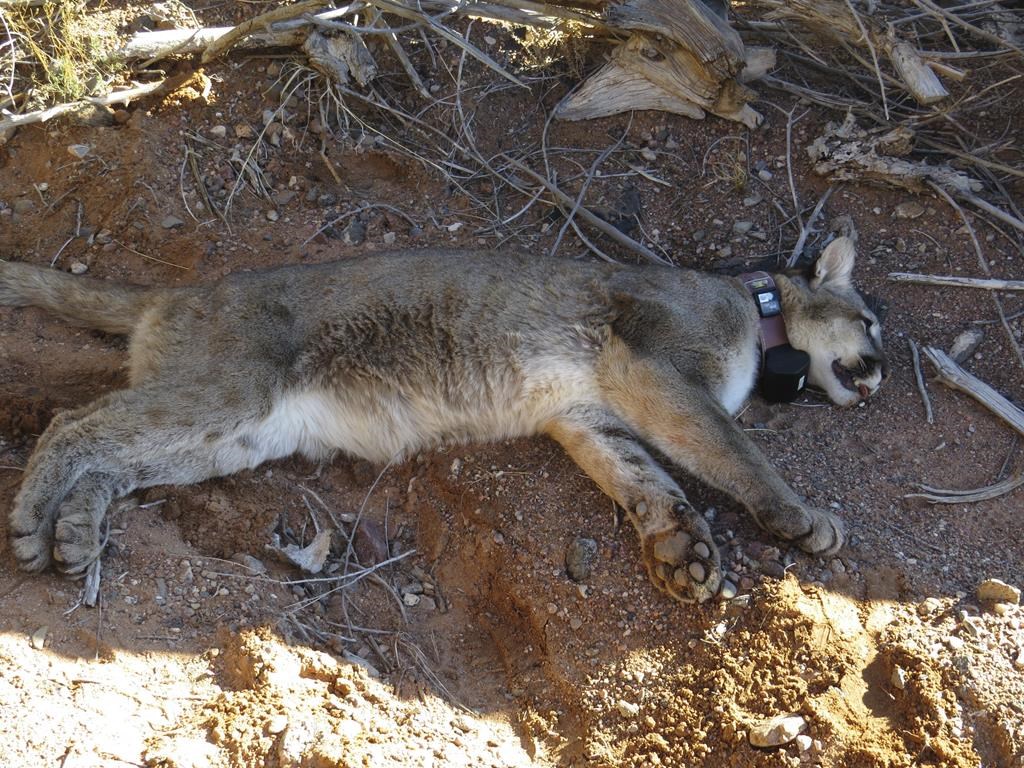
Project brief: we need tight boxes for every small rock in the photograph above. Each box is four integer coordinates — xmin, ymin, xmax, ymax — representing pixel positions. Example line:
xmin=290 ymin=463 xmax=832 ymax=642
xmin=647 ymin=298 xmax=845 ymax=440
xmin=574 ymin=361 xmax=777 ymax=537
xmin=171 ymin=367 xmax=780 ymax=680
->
xmin=640 ymin=148 xmax=657 ymax=163
xmin=209 ymin=125 xmax=227 ymax=139
xmin=403 ymin=592 xmax=421 ymax=607
xmin=266 ymin=210 xmax=279 ymax=222
xmin=748 ymin=714 xmax=806 ymax=748
xmin=917 ymin=597 xmax=942 ymax=616
xmin=716 ymin=245 xmax=733 ymax=259
xmin=719 ymin=580 xmax=737 ymax=600
xmin=13 ymin=198 xmax=35 ymax=214
xmin=344 ymin=219 xmax=366 ymax=245
xmin=795 ymin=734 xmax=813 ymax=753
xmin=742 ymin=193 xmax=762 ymax=207
xmin=978 ymin=578 xmax=1020 ymax=605
xmin=947 ymin=636 xmax=965 ymax=651
xmin=483 ymin=35 xmax=497 ymax=46
xmin=691 ymin=229 xmax=706 ymax=242
xmin=890 ymin=665 xmax=907 ymax=690
xmin=761 ymin=561 xmax=787 ymax=580
xmin=569 ymin=617 xmax=583 ymax=630
xmin=231 ymin=553 xmax=267 ymax=575
xmin=235 ymin=123 xmax=255 ymax=139
xmin=616 ymin=699 xmax=640 ymax=717
xmin=949 ymin=328 xmax=984 ymax=365
xmin=70 ymin=261 xmax=88 ymax=275
xmin=894 ymin=201 xmax=925 ymax=219
xmin=382 ymin=231 xmax=396 ymax=245
xmin=161 ymin=215 xmax=185 ymax=229
xmin=67 ymin=144 xmax=91 ymax=159
xmin=732 ymin=220 xmax=753 ymax=235
xmin=565 ymin=537 xmax=599 ymax=583
xmin=95 ymin=229 xmax=113 ymax=244
xmin=271 ymin=190 xmax=296 ymax=207
xmin=420 ymin=596 xmax=437 ymax=611
xmin=30 ymin=626 xmax=47 ymax=650
xmin=266 ymin=715 xmax=289 ymax=735
xmin=757 ymin=169 xmax=773 ymax=182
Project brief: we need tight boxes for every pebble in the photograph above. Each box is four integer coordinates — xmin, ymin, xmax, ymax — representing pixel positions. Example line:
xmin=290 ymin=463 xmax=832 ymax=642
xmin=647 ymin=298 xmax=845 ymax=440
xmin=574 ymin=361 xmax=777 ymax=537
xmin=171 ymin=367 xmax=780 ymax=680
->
xmin=569 ymin=617 xmax=583 ymax=631
xmin=894 ymin=201 xmax=925 ymax=219
xmin=70 ymin=261 xmax=88 ymax=275
xmin=948 ymin=328 xmax=984 ymax=364
xmin=67 ymin=144 xmax=90 ymax=159
xmin=13 ymin=198 xmax=35 ymax=214
xmin=209 ymin=125 xmax=227 ymax=139
xmin=890 ymin=665 xmax=907 ymax=690
xmin=565 ymin=537 xmax=598 ymax=582
xmin=231 ymin=553 xmax=267 ymax=575
xmin=235 ymin=123 xmax=254 ymax=139
xmin=748 ymin=714 xmax=806 ymax=748
xmin=691 ymin=229 xmax=706 ymax=242
xmin=419 ymin=596 xmax=437 ymax=611
xmin=794 ymin=734 xmax=813 ymax=753
xmin=266 ymin=210 xmax=279 ymax=222
xmin=732 ymin=220 xmax=753 ymax=235
xmin=617 ymin=699 xmax=640 ymax=717
xmin=947 ymin=636 xmax=965 ymax=650
xmin=30 ymin=626 xmax=47 ymax=650
xmin=161 ymin=215 xmax=185 ymax=229
xmin=383 ymin=231 xmax=397 ymax=245
xmin=344 ymin=220 xmax=366 ymax=245
xmin=267 ymin=715 xmax=289 ymax=735
xmin=761 ymin=561 xmax=787 ymax=580
xmin=719 ymin=580 xmax=737 ymax=600
xmin=978 ymin=578 xmax=1020 ymax=605
xmin=757 ymin=169 xmax=773 ymax=181
xmin=917 ymin=597 xmax=942 ymax=616
xmin=743 ymin=193 xmax=762 ymax=207
xmin=403 ymin=592 xmax=421 ymax=607
xmin=640 ymin=148 xmax=657 ymax=163
xmin=716 ymin=245 xmax=733 ymax=258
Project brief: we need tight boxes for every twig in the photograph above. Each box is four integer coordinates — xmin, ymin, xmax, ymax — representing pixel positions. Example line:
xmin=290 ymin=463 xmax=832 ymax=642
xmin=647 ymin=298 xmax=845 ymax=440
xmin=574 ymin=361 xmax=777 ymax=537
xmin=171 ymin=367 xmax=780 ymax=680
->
xmin=888 ymin=272 xmax=1024 ymax=291
xmin=0 ymin=79 xmax=168 ymax=138
xmin=843 ymin=0 xmax=889 ymax=120
xmin=904 ymin=473 xmax=1024 ymax=504
xmin=923 ymin=346 xmax=1024 ymax=438
xmin=500 ymin=154 xmax=671 ymax=265
xmin=927 ymin=181 xmax=1024 ymax=373
xmin=787 ymin=184 xmax=835 ymax=268
xmin=908 ymin=338 xmax=934 ymax=424
xmin=201 ymin=0 xmax=326 ymax=64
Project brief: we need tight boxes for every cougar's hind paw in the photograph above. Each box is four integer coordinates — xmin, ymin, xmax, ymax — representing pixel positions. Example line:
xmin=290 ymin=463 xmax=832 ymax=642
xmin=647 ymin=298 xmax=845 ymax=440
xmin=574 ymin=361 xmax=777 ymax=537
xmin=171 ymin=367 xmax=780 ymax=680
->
xmin=641 ymin=502 xmax=722 ymax=604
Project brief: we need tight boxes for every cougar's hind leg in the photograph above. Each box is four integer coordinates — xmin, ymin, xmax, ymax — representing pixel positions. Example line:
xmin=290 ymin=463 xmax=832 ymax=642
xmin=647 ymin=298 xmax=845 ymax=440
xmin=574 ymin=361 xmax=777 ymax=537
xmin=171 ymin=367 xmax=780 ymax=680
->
xmin=52 ymin=472 xmax=118 ymax=575
xmin=545 ymin=405 xmax=723 ymax=604
xmin=10 ymin=384 xmax=278 ymax=574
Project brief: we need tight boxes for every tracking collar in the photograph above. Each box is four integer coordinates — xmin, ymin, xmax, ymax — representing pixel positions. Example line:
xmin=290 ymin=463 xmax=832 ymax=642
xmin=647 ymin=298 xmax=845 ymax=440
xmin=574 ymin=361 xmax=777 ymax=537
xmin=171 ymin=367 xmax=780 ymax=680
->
xmin=739 ymin=272 xmax=810 ymax=403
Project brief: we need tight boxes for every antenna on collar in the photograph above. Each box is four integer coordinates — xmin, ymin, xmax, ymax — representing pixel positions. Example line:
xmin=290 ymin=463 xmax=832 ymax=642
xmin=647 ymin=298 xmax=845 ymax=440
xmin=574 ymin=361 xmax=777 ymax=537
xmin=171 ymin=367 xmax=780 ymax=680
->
xmin=739 ymin=272 xmax=810 ymax=403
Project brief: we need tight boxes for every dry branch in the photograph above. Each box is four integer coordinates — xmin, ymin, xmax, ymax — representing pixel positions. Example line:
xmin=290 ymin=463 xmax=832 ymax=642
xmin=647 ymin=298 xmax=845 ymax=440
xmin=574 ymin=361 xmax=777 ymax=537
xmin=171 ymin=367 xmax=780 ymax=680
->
xmin=908 ymin=338 xmax=933 ymax=425
xmin=888 ymin=273 xmax=1024 ymax=291
xmin=904 ymin=473 xmax=1024 ymax=504
xmin=923 ymin=346 xmax=1024 ymax=439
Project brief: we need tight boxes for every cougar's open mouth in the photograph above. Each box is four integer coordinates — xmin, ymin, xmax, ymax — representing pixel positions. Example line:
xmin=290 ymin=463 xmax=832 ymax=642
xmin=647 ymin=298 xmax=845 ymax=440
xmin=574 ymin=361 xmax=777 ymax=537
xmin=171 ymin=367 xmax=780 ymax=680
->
xmin=832 ymin=359 xmax=871 ymax=399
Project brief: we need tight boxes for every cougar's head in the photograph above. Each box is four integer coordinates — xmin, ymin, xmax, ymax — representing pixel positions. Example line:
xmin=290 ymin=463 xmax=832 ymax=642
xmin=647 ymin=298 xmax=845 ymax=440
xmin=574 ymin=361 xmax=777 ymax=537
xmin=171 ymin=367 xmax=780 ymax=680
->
xmin=780 ymin=237 xmax=889 ymax=407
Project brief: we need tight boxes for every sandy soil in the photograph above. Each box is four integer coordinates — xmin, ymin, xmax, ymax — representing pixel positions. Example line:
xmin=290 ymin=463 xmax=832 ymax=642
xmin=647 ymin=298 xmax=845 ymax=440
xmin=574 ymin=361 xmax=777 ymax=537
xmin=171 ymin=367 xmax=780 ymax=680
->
xmin=1 ymin=5 xmax=1022 ymax=767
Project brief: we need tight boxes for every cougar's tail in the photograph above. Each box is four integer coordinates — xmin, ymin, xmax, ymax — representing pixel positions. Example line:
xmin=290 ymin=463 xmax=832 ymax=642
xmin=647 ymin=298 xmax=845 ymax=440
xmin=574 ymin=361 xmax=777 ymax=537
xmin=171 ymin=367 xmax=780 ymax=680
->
xmin=0 ymin=260 xmax=154 ymax=334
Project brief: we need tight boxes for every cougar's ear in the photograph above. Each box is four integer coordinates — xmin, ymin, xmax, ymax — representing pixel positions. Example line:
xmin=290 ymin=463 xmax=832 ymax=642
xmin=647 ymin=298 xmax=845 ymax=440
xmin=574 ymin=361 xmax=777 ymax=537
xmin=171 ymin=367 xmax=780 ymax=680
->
xmin=810 ymin=236 xmax=856 ymax=291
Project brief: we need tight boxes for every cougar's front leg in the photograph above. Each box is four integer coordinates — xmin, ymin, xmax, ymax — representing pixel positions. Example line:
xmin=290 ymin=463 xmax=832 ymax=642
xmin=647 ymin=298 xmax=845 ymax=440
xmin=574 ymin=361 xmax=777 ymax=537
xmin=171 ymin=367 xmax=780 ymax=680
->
xmin=545 ymin=405 xmax=724 ymax=603
xmin=599 ymin=353 xmax=844 ymax=558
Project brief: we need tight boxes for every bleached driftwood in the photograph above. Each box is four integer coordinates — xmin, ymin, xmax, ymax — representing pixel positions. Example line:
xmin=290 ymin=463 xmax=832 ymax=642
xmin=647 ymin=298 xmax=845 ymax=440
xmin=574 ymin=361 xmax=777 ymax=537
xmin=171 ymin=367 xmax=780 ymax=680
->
xmin=888 ymin=273 xmax=1024 ymax=291
xmin=904 ymin=473 xmax=1024 ymax=504
xmin=118 ymin=25 xmax=307 ymax=60
xmin=807 ymin=114 xmax=982 ymax=195
xmin=923 ymin=346 xmax=1024 ymax=438
xmin=557 ymin=0 xmax=764 ymax=128
xmin=762 ymin=0 xmax=949 ymax=105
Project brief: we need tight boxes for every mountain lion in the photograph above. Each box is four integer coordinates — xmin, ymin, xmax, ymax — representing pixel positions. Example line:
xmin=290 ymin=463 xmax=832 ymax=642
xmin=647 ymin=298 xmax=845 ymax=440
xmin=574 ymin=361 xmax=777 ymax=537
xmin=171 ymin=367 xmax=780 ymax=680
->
xmin=1 ymin=237 xmax=886 ymax=602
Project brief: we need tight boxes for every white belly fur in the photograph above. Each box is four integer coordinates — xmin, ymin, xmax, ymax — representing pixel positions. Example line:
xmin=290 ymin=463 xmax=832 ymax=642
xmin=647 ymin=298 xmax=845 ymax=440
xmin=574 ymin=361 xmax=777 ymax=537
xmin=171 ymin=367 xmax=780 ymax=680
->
xmin=217 ymin=357 xmax=601 ymax=469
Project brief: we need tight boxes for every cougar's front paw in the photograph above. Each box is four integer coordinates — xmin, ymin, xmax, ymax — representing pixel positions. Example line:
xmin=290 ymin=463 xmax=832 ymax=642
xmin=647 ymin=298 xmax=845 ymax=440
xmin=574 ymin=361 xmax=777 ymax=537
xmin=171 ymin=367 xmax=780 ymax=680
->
xmin=640 ymin=502 xmax=723 ymax=604
xmin=762 ymin=502 xmax=845 ymax=557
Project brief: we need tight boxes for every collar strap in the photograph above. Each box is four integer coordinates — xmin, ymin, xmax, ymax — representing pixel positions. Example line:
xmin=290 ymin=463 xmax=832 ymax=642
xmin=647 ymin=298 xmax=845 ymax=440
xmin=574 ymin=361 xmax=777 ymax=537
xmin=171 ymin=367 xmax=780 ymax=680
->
xmin=739 ymin=271 xmax=790 ymax=349
xmin=738 ymin=271 xmax=810 ymax=403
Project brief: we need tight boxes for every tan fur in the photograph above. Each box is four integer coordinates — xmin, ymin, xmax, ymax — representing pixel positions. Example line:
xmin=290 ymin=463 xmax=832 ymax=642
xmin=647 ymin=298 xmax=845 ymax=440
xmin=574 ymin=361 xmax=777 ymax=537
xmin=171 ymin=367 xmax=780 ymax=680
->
xmin=0 ymin=238 xmax=886 ymax=602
